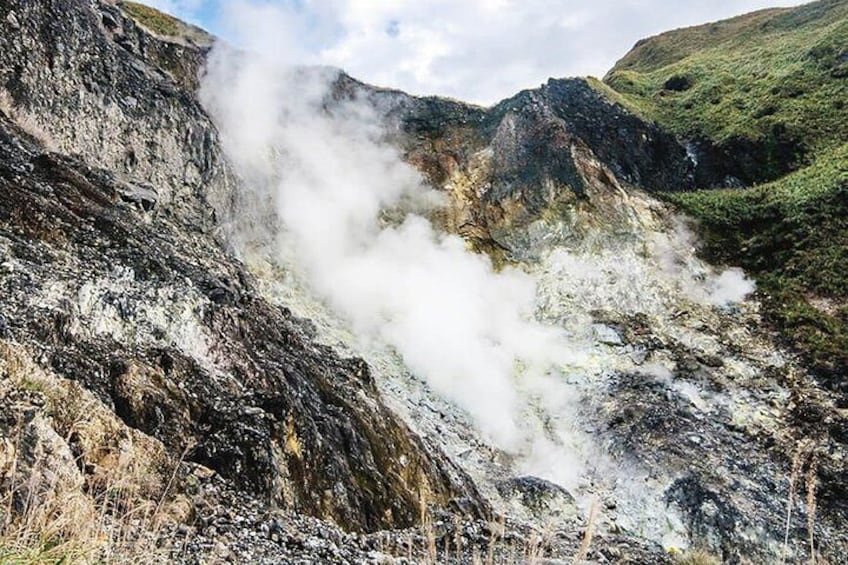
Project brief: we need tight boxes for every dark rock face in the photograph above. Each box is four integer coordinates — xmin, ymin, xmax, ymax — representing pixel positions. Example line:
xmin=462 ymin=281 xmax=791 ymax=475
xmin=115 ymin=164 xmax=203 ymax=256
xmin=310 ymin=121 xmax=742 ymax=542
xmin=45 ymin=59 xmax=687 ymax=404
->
xmin=514 ymin=78 xmax=695 ymax=194
xmin=686 ymin=128 xmax=806 ymax=188
xmin=0 ymin=0 xmax=485 ymax=535
xmin=0 ymin=0 xmax=230 ymax=222
xmin=363 ymin=76 xmax=697 ymax=198
xmin=330 ymin=76 xmax=701 ymax=261
xmin=374 ymin=77 xmax=696 ymax=201
xmin=0 ymin=113 xmax=483 ymax=531
xmin=364 ymin=73 xmax=802 ymax=210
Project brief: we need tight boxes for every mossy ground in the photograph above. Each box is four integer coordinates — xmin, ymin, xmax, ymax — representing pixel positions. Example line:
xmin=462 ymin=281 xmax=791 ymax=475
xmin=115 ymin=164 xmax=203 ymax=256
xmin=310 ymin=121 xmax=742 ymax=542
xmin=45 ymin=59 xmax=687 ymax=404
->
xmin=664 ymin=146 xmax=848 ymax=383
xmin=604 ymin=0 xmax=848 ymax=385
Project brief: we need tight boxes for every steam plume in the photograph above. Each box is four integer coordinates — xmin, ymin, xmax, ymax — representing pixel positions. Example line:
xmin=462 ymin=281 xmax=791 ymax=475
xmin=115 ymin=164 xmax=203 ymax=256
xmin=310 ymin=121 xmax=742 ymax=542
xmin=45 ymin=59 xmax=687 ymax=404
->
xmin=199 ymin=2 xmax=755 ymax=532
xmin=200 ymin=2 xmax=578 ymax=456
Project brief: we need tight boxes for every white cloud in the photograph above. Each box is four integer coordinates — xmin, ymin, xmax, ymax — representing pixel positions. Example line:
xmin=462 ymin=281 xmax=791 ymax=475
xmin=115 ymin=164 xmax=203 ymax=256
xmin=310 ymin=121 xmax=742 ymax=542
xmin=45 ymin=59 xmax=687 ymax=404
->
xmin=200 ymin=0 xmax=803 ymax=105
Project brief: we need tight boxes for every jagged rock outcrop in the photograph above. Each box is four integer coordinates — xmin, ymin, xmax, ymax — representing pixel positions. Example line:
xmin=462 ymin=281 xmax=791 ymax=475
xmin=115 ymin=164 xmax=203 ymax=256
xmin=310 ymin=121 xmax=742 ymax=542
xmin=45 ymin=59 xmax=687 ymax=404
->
xmin=332 ymin=74 xmax=700 ymax=258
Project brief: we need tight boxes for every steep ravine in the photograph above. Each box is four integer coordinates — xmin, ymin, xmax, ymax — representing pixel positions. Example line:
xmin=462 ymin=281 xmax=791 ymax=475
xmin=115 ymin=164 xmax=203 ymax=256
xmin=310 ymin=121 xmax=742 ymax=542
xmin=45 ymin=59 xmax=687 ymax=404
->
xmin=0 ymin=1 xmax=845 ymax=564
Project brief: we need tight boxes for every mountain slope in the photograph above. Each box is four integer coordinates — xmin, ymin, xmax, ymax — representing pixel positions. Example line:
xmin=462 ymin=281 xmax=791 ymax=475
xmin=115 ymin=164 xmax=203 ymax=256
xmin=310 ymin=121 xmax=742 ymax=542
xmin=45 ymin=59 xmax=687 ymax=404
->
xmin=605 ymin=0 xmax=848 ymax=390
xmin=0 ymin=0 xmax=846 ymax=564
xmin=0 ymin=0 xmax=486 ymax=555
xmin=606 ymin=0 xmax=848 ymax=185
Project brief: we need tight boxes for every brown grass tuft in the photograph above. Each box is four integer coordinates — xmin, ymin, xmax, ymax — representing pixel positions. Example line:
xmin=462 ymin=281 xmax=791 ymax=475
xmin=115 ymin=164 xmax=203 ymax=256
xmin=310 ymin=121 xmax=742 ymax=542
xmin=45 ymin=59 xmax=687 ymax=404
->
xmin=676 ymin=548 xmax=722 ymax=565
xmin=0 ymin=341 xmax=186 ymax=564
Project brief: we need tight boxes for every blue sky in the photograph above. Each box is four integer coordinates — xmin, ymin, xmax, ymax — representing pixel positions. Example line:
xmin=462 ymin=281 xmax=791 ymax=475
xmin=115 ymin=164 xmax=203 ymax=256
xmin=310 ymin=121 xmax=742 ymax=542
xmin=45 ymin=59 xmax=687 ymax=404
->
xmin=144 ymin=0 xmax=804 ymax=105
xmin=145 ymin=0 xmax=217 ymax=32
xmin=192 ymin=5 xmax=216 ymax=31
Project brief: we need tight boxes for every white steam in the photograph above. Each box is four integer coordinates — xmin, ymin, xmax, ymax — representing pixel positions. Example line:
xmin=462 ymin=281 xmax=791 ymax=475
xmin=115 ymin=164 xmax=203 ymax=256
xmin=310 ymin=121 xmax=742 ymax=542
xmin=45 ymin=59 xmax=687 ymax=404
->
xmin=647 ymin=218 xmax=755 ymax=308
xmin=200 ymin=3 xmax=579 ymax=454
xmin=706 ymin=268 xmax=756 ymax=307
xmin=200 ymin=1 xmax=755 ymax=546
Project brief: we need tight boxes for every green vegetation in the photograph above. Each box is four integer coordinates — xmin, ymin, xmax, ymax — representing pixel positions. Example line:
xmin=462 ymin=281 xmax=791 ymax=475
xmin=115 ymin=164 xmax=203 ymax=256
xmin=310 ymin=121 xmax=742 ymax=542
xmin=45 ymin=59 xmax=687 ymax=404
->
xmin=0 ymin=542 xmax=88 ymax=565
xmin=604 ymin=0 xmax=848 ymax=383
xmin=605 ymin=0 xmax=848 ymax=158
xmin=120 ymin=0 xmax=213 ymax=45
xmin=121 ymin=1 xmax=184 ymax=37
xmin=666 ymin=146 xmax=848 ymax=380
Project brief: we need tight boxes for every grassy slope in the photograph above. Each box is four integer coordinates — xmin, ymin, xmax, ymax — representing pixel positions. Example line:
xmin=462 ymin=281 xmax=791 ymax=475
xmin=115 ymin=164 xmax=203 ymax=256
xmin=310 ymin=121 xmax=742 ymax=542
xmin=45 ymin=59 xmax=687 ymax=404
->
xmin=121 ymin=1 xmax=183 ymax=36
xmin=120 ymin=1 xmax=212 ymax=44
xmin=606 ymin=0 xmax=848 ymax=154
xmin=666 ymin=146 xmax=848 ymax=381
xmin=604 ymin=0 xmax=848 ymax=385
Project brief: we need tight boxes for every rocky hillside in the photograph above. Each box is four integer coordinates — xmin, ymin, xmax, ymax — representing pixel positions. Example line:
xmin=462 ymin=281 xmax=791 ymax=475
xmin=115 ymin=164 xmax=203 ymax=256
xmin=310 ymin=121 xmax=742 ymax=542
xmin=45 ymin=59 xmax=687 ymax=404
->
xmin=0 ymin=0 xmax=486 ymax=561
xmin=0 ymin=0 xmax=846 ymax=564
xmin=603 ymin=0 xmax=848 ymax=393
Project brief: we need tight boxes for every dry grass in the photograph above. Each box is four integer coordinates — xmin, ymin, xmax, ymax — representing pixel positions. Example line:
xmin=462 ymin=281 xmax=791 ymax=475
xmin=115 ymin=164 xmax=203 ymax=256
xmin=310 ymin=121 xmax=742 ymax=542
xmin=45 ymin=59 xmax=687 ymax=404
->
xmin=676 ymin=548 xmax=722 ymax=565
xmin=0 ymin=89 xmax=13 ymax=117
xmin=0 ymin=342 xmax=187 ymax=564
xmin=121 ymin=1 xmax=183 ymax=37
xmin=781 ymin=440 xmax=822 ymax=565
xmin=120 ymin=0 xmax=213 ymax=46
xmin=572 ymin=497 xmax=599 ymax=563
xmin=806 ymin=453 xmax=819 ymax=565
